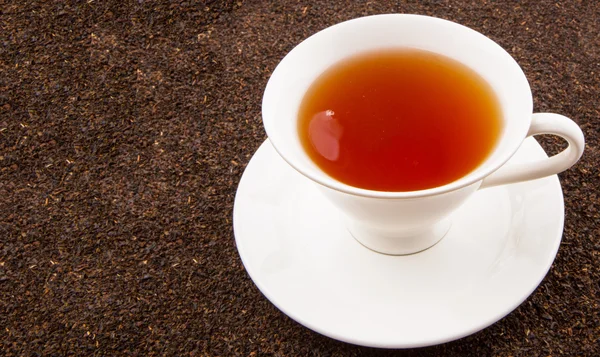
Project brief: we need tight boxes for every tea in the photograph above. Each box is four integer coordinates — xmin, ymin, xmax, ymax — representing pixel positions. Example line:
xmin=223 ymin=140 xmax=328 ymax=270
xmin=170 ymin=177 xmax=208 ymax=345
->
xmin=298 ymin=48 xmax=502 ymax=191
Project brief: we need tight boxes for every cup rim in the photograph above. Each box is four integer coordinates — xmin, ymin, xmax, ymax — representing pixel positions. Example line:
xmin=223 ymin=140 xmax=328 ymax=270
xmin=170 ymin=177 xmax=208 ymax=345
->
xmin=263 ymin=14 xmax=533 ymax=199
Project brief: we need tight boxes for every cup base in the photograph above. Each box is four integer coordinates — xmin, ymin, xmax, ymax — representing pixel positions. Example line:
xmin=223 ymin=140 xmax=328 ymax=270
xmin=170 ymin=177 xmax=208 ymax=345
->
xmin=347 ymin=218 xmax=452 ymax=255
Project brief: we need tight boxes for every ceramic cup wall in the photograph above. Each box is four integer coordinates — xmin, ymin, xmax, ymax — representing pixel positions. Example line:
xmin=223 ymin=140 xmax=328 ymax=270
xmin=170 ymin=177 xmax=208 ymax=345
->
xmin=262 ymin=14 xmax=585 ymax=255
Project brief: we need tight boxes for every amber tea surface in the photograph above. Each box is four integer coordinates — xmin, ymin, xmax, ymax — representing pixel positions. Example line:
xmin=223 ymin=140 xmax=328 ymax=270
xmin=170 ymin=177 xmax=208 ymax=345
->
xmin=298 ymin=48 xmax=503 ymax=191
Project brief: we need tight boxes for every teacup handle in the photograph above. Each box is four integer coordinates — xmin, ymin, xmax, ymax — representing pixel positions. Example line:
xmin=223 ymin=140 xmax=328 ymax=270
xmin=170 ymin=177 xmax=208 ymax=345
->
xmin=480 ymin=113 xmax=585 ymax=189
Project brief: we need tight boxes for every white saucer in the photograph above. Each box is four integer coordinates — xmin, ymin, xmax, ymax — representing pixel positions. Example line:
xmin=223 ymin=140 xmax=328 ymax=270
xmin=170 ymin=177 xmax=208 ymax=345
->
xmin=233 ymin=138 xmax=564 ymax=348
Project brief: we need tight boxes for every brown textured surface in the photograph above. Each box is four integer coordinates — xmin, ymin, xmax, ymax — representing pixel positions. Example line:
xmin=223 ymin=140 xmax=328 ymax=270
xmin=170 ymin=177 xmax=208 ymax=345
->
xmin=0 ymin=1 xmax=598 ymax=355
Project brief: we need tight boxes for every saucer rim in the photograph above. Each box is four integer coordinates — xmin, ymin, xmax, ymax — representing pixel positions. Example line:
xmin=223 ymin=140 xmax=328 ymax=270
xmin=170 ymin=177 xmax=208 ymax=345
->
xmin=233 ymin=139 xmax=564 ymax=348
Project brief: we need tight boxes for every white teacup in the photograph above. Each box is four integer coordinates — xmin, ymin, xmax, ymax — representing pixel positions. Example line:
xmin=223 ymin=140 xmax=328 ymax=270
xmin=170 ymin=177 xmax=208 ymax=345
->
xmin=262 ymin=14 xmax=585 ymax=255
